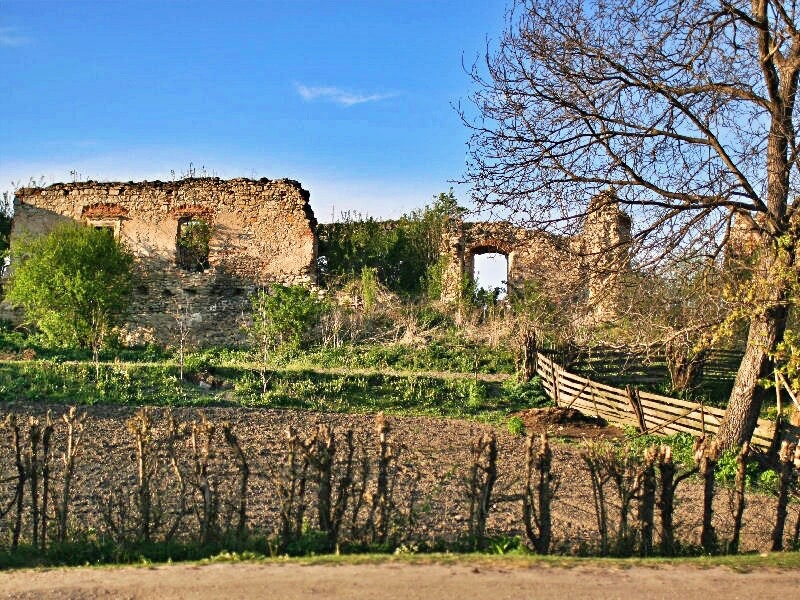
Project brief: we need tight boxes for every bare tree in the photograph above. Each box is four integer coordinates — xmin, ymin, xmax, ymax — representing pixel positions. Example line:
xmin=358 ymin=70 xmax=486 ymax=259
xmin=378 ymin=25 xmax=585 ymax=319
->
xmin=171 ymin=300 xmax=194 ymax=382
xmin=611 ymin=257 xmax=730 ymax=394
xmin=463 ymin=0 xmax=800 ymax=448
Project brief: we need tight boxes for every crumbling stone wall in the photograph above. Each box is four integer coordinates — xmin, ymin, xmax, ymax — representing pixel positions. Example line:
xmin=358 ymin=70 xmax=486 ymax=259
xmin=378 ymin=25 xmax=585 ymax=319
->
xmin=582 ymin=193 xmax=633 ymax=320
xmin=440 ymin=194 xmax=632 ymax=321
xmin=10 ymin=177 xmax=317 ymax=346
xmin=440 ymin=221 xmax=581 ymax=303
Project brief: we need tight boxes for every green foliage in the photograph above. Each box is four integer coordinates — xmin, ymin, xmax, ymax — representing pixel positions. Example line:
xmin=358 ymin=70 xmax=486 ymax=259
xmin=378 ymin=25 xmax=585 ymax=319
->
xmin=283 ymin=528 xmax=332 ymax=556
xmin=508 ymin=280 xmax=568 ymax=345
xmin=317 ymin=190 xmax=465 ymax=296
xmin=622 ymin=428 xmax=777 ymax=491
xmin=284 ymin=339 xmax=517 ymax=375
xmin=409 ymin=304 xmax=454 ymax=330
xmin=501 ymin=376 xmax=551 ymax=408
xmin=772 ymin=328 xmax=800 ymax=392
xmin=0 ymin=360 xmax=191 ymax=405
xmin=0 ymin=321 xmax=173 ymax=362
xmin=5 ymin=223 xmax=135 ymax=351
xmin=248 ymin=285 xmax=326 ymax=356
xmin=422 ymin=256 xmax=448 ymax=300
xmin=360 ymin=267 xmax=378 ymax=312
xmin=176 ymin=219 xmax=211 ymax=271
xmin=465 ymin=379 xmax=487 ymax=409
xmin=486 ymin=535 xmax=523 ymax=555
xmin=623 ymin=429 xmax=696 ymax=467
xmin=473 ymin=285 xmax=501 ymax=309
xmin=0 ymin=357 xmax=535 ymax=424
xmin=0 ymin=191 xmax=11 ymax=255
xmin=714 ymin=449 xmax=760 ymax=489
xmin=506 ymin=416 xmax=526 ymax=436
xmin=757 ymin=469 xmax=779 ymax=493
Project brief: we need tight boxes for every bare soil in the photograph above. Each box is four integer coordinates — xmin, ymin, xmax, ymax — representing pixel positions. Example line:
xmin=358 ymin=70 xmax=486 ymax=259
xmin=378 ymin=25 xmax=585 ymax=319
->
xmin=515 ymin=406 xmax=624 ymax=440
xmin=0 ymin=401 xmax=791 ymax=554
xmin=2 ymin=561 xmax=800 ymax=600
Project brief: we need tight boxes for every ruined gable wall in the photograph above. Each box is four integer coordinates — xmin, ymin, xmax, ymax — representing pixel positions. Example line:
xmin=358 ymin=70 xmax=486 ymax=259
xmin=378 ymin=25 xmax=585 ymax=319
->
xmin=581 ymin=195 xmax=633 ymax=320
xmin=440 ymin=197 xmax=632 ymax=321
xmin=11 ymin=178 xmax=317 ymax=346
xmin=440 ymin=221 xmax=583 ymax=304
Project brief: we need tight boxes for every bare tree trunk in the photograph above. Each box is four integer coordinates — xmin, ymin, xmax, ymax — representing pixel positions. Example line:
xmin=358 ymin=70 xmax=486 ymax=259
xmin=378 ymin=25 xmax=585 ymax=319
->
xmin=522 ymin=433 xmax=556 ymax=554
xmin=728 ymin=443 xmax=749 ymax=555
xmin=8 ymin=416 xmax=25 ymax=551
xmin=222 ymin=423 xmax=249 ymax=540
xmin=368 ymin=413 xmax=393 ymax=544
xmin=718 ymin=230 xmax=790 ymax=451
xmin=718 ymin=306 xmax=786 ymax=449
xmin=40 ymin=420 xmax=53 ymax=549
xmin=467 ymin=431 xmax=497 ymax=549
xmin=520 ymin=329 xmax=537 ymax=383
xmin=771 ymin=442 xmax=797 ymax=551
xmin=638 ymin=448 xmax=656 ymax=557
xmin=56 ymin=408 xmax=85 ymax=544
xmin=665 ymin=342 xmax=707 ymax=394
xmin=695 ymin=437 xmax=720 ymax=554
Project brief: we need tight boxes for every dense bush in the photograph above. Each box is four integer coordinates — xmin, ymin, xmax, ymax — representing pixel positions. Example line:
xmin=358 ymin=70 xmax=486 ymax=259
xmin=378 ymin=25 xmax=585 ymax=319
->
xmin=4 ymin=223 xmax=134 ymax=358
xmin=317 ymin=191 xmax=464 ymax=296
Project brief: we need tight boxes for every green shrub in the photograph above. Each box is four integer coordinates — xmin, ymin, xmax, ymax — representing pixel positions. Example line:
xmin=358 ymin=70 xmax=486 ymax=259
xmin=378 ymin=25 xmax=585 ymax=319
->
xmin=758 ymin=469 xmax=779 ymax=493
xmin=501 ymin=376 xmax=551 ymax=408
xmin=5 ymin=223 xmax=134 ymax=354
xmin=623 ymin=429 xmax=696 ymax=466
xmin=317 ymin=190 xmax=465 ymax=297
xmin=465 ymin=379 xmax=487 ymax=410
xmin=506 ymin=416 xmax=526 ymax=436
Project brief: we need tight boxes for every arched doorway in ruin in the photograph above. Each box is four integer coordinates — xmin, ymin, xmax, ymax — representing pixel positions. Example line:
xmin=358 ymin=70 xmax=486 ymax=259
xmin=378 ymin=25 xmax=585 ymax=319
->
xmin=466 ymin=240 xmax=512 ymax=299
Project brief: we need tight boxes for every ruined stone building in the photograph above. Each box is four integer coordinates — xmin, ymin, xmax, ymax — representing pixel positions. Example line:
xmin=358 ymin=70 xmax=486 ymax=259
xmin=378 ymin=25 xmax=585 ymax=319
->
xmin=439 ymin=195 xmax=632 ymax=320
xmin=8 ymin=177 xmax=631 ymax=346
xmin=11 ymin=178 xmax=317 ymax=346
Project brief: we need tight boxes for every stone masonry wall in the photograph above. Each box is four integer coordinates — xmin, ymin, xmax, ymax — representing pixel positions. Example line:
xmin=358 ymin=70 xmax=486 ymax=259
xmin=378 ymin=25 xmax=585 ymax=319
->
xmin=440 ymin=221 xmax=583 ymax=306
xmin=10 ymin=178 xmax=317 ymax=347
xmin=582 ymin=193 xmax=633 ymax=321
xmin=440 ymin=194 xmax=632 ymax=322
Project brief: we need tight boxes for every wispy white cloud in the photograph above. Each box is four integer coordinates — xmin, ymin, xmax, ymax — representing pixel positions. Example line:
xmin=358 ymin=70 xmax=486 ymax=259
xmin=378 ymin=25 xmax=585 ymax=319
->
xmin=295 ymin=83 xmax=396 ymax=107
xmin=0 ymin=27 xmax=31 ymax=47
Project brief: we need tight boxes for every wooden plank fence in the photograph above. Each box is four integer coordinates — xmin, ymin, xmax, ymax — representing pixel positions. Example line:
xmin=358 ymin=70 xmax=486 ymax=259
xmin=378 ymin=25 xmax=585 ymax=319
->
xmin=535 ymin=352 xmax=779 ymax=450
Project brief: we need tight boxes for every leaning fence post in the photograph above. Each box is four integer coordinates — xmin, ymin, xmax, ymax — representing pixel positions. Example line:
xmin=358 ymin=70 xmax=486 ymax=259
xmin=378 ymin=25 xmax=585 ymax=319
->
xmin=551 ymin=360 xmax=560 ymax=407
xmin=773 ymin=372 xmax=784 ymax=453
xmin=625 ymin=385 xmax=647 ymax=433
xmin=700 ymin=399 xmax=706 ymax=436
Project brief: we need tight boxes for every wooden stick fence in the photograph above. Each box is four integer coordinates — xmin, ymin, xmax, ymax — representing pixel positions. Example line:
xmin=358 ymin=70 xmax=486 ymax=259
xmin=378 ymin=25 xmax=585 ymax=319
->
xmin=535 ymin=352 xmax=778 ymax=450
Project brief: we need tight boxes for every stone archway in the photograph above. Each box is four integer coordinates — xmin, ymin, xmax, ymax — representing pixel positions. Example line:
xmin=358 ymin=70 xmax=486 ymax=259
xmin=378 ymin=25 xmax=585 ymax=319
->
xmin=440 ymin=224 xmax=523 ymax=303
xmin=465 ymin=241 xmax=512 ymax=295
xmin=439 ymin=196 xmax=632 ymax=319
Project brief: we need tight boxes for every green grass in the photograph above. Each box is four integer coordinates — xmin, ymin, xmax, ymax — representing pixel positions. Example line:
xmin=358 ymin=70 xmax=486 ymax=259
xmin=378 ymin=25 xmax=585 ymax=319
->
xmin=2 ymin=542 xmax=799 ymax=571
xmin=0 ymin=324 xmax=517 ymax=375
xmin=276 ymin=340 xmax=517 ymax=375
xmin=0 ymin=358 xmax=549 ymax=424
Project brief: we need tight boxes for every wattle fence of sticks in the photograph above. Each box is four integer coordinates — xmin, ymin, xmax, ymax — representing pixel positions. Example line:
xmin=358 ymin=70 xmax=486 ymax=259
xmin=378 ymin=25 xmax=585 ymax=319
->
xmin=535 ymin=352 xmax=799 ymax=451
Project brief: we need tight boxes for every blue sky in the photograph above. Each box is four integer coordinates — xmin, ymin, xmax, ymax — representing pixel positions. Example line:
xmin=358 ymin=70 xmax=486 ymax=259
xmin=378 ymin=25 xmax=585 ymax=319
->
xmin=1 ymin=0 xmax=508 ymax=223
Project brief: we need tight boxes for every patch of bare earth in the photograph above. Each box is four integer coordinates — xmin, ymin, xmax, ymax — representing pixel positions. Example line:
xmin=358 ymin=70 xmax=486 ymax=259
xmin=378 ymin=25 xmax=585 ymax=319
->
xmin=515 ymin=406 xmax=625 ymax=440
xmin=0 ymin=402 xmax=790 ymax=555
xmin=2 ymin=562 xmax=800 ymax=600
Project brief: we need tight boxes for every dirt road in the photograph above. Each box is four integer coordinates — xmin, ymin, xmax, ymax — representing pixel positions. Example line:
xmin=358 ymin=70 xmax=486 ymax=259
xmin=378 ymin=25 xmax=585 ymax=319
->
xmin=1 ymin=561 xmax=798 ymax=600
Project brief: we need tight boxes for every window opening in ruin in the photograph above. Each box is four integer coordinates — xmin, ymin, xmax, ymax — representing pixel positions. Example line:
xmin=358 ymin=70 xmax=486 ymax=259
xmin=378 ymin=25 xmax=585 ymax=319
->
xmin=177 ymin=218 xmax=211 ymax=272
xmin=87 ymin=219 xmax=120 ymax=239
xmin=472 ymin=252 xmax=508 ymax=300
